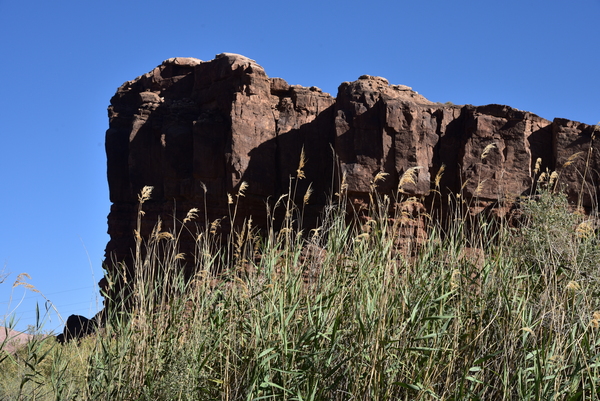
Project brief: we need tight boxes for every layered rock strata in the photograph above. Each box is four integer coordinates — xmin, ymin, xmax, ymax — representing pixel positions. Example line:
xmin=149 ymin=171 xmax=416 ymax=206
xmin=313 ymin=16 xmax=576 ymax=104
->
xmin=104 ymin=53 xmax=598 ymax=289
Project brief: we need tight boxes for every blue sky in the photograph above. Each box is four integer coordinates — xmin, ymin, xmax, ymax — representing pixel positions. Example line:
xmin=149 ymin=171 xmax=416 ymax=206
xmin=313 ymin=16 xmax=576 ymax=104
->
xmin=1 ymin=0 xmax=599 ymax=333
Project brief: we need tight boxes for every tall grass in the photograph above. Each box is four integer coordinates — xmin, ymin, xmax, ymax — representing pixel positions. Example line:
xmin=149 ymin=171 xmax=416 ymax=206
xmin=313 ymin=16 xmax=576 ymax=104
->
xmin=1 ymin=162 xmax=600 ymax=400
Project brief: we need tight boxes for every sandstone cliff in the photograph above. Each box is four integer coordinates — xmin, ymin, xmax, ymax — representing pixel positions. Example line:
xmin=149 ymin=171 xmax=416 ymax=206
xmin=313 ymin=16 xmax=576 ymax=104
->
xmin=104 ymin=53 xmax=598 ymax=288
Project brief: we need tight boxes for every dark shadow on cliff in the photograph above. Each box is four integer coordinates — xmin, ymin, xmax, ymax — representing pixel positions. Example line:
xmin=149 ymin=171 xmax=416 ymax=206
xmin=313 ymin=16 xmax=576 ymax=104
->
xmin=236 ymin=104 xmax=337 ymax=233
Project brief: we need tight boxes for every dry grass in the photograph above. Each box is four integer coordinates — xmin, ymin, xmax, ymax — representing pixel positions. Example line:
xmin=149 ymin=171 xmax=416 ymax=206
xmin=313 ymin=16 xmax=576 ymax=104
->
xmin=1 ymin=154 xmax=600 ymax=400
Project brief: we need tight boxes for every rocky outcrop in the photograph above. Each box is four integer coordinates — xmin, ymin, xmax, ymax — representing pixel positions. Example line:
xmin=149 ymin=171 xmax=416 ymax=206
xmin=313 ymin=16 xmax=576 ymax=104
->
xmin=56 ymin=314 xmax=100 ymax=344
xmin=104 ymin=53 xmax=598 ymax=294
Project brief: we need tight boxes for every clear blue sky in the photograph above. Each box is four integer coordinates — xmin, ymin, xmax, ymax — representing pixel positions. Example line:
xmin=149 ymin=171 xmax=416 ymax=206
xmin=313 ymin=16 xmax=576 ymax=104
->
xmin=1 ymin=0 xmax=599 ymax=333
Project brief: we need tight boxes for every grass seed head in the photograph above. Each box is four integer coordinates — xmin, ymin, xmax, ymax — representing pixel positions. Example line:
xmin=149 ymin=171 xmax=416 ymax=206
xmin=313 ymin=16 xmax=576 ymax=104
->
xmin=592 ymin=311 xmax=600 ymax=328
xmin=576 ymin=221 xmax=594 ymax=239
xmin=548 ymin=171 xmax=559 ymax=188
xmin=563 ymin=151 xmax=584 ymax=168
xmin=355 ymin=233 xmax=370 ymax=242
xmin=566 ymin=280 xmax=580 ymax=292
xmin=303 ymin=183 xmax=313 ymax=205
xmin=138 ymin=186 xmax=154 ymax=203
xmin=475 ymin=179 xmax=488 ymax=196
xmin=336 ymin=171 xmax=348 ymax=197
xmin=398 ymin=166 xmax=422 ymax=192
xmin=297 ymin=147 xmax=307 ymax=179
xmin=373 ymin=171 xmax=389 ymax=184
xmin=521 ymin=327 xmax=535 ymax=336
xmin=156 ymin=232 xmax=174 ymax=241
xmin=534 ymin=158 xmax=542 ymax=175
xmin=237 ymin=181 xmax=249 ymax=197
xmin=183 ymin=208 xmax=199 ymax=224
xmin=210 ymin=218 xmax=222 ymax=235
xmin=450 ymin=269 xmax=461 ymax=290
xmin=13 ymin=273 xmax=40 ymax=293
xmin=434 ymin=164 xmax=445 ymax=188
xmin=481 ymin=143 xmax=497 ymax=160
xmin=15 ymin=272 xmax=31 ymax=282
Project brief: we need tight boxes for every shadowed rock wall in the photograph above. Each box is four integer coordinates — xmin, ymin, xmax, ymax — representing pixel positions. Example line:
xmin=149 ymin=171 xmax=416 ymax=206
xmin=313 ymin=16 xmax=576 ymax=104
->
xmin=104 ymin=53 xmax=599 ymax=289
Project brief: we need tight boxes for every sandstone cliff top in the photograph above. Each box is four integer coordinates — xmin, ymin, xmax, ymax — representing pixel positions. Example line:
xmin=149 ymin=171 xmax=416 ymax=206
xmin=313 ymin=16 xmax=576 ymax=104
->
xmin=118 ymin=53 xmax=429 ymax=103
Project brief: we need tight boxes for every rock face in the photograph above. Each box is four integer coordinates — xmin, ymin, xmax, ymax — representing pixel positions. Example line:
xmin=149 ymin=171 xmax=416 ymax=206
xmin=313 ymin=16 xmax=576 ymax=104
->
xmin=104 ymin=53 xmax=598 ymax=292
xmin=105 ymin=54 xmax=337 ymax=281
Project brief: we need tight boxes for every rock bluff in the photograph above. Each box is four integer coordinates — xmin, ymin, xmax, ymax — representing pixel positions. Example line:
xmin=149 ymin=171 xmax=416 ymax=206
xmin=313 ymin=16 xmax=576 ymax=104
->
xmin=104 ymin=53 xmax=598 ymax=293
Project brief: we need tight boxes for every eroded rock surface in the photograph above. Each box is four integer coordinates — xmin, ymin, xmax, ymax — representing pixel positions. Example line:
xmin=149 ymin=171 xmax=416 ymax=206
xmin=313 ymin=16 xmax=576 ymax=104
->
xmin=104 ymin=53 xmax=598 ymax=293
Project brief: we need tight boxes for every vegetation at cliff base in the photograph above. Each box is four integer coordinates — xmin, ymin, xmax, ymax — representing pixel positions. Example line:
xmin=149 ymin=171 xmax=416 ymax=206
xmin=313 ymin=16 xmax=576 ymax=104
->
xmin=2 ymin=161 xmax=600 ymax=400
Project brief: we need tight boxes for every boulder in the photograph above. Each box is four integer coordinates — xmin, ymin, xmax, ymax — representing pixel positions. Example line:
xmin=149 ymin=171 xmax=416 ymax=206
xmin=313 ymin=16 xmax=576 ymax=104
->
xmin=56 ymin=314 xmax=97 ymax=344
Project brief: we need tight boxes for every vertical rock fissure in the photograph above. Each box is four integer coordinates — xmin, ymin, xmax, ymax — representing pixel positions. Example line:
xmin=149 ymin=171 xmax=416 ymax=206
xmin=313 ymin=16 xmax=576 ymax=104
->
xmin=272 ymin=107 xmax=282 ymax=200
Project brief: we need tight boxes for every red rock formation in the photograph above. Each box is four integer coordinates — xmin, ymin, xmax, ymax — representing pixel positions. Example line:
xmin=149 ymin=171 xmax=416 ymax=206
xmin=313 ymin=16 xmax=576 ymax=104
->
xmin=553 ymin=118 xmax=600 ymax=208
xmin=104 ymin=53 xmax=598 ymax=293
